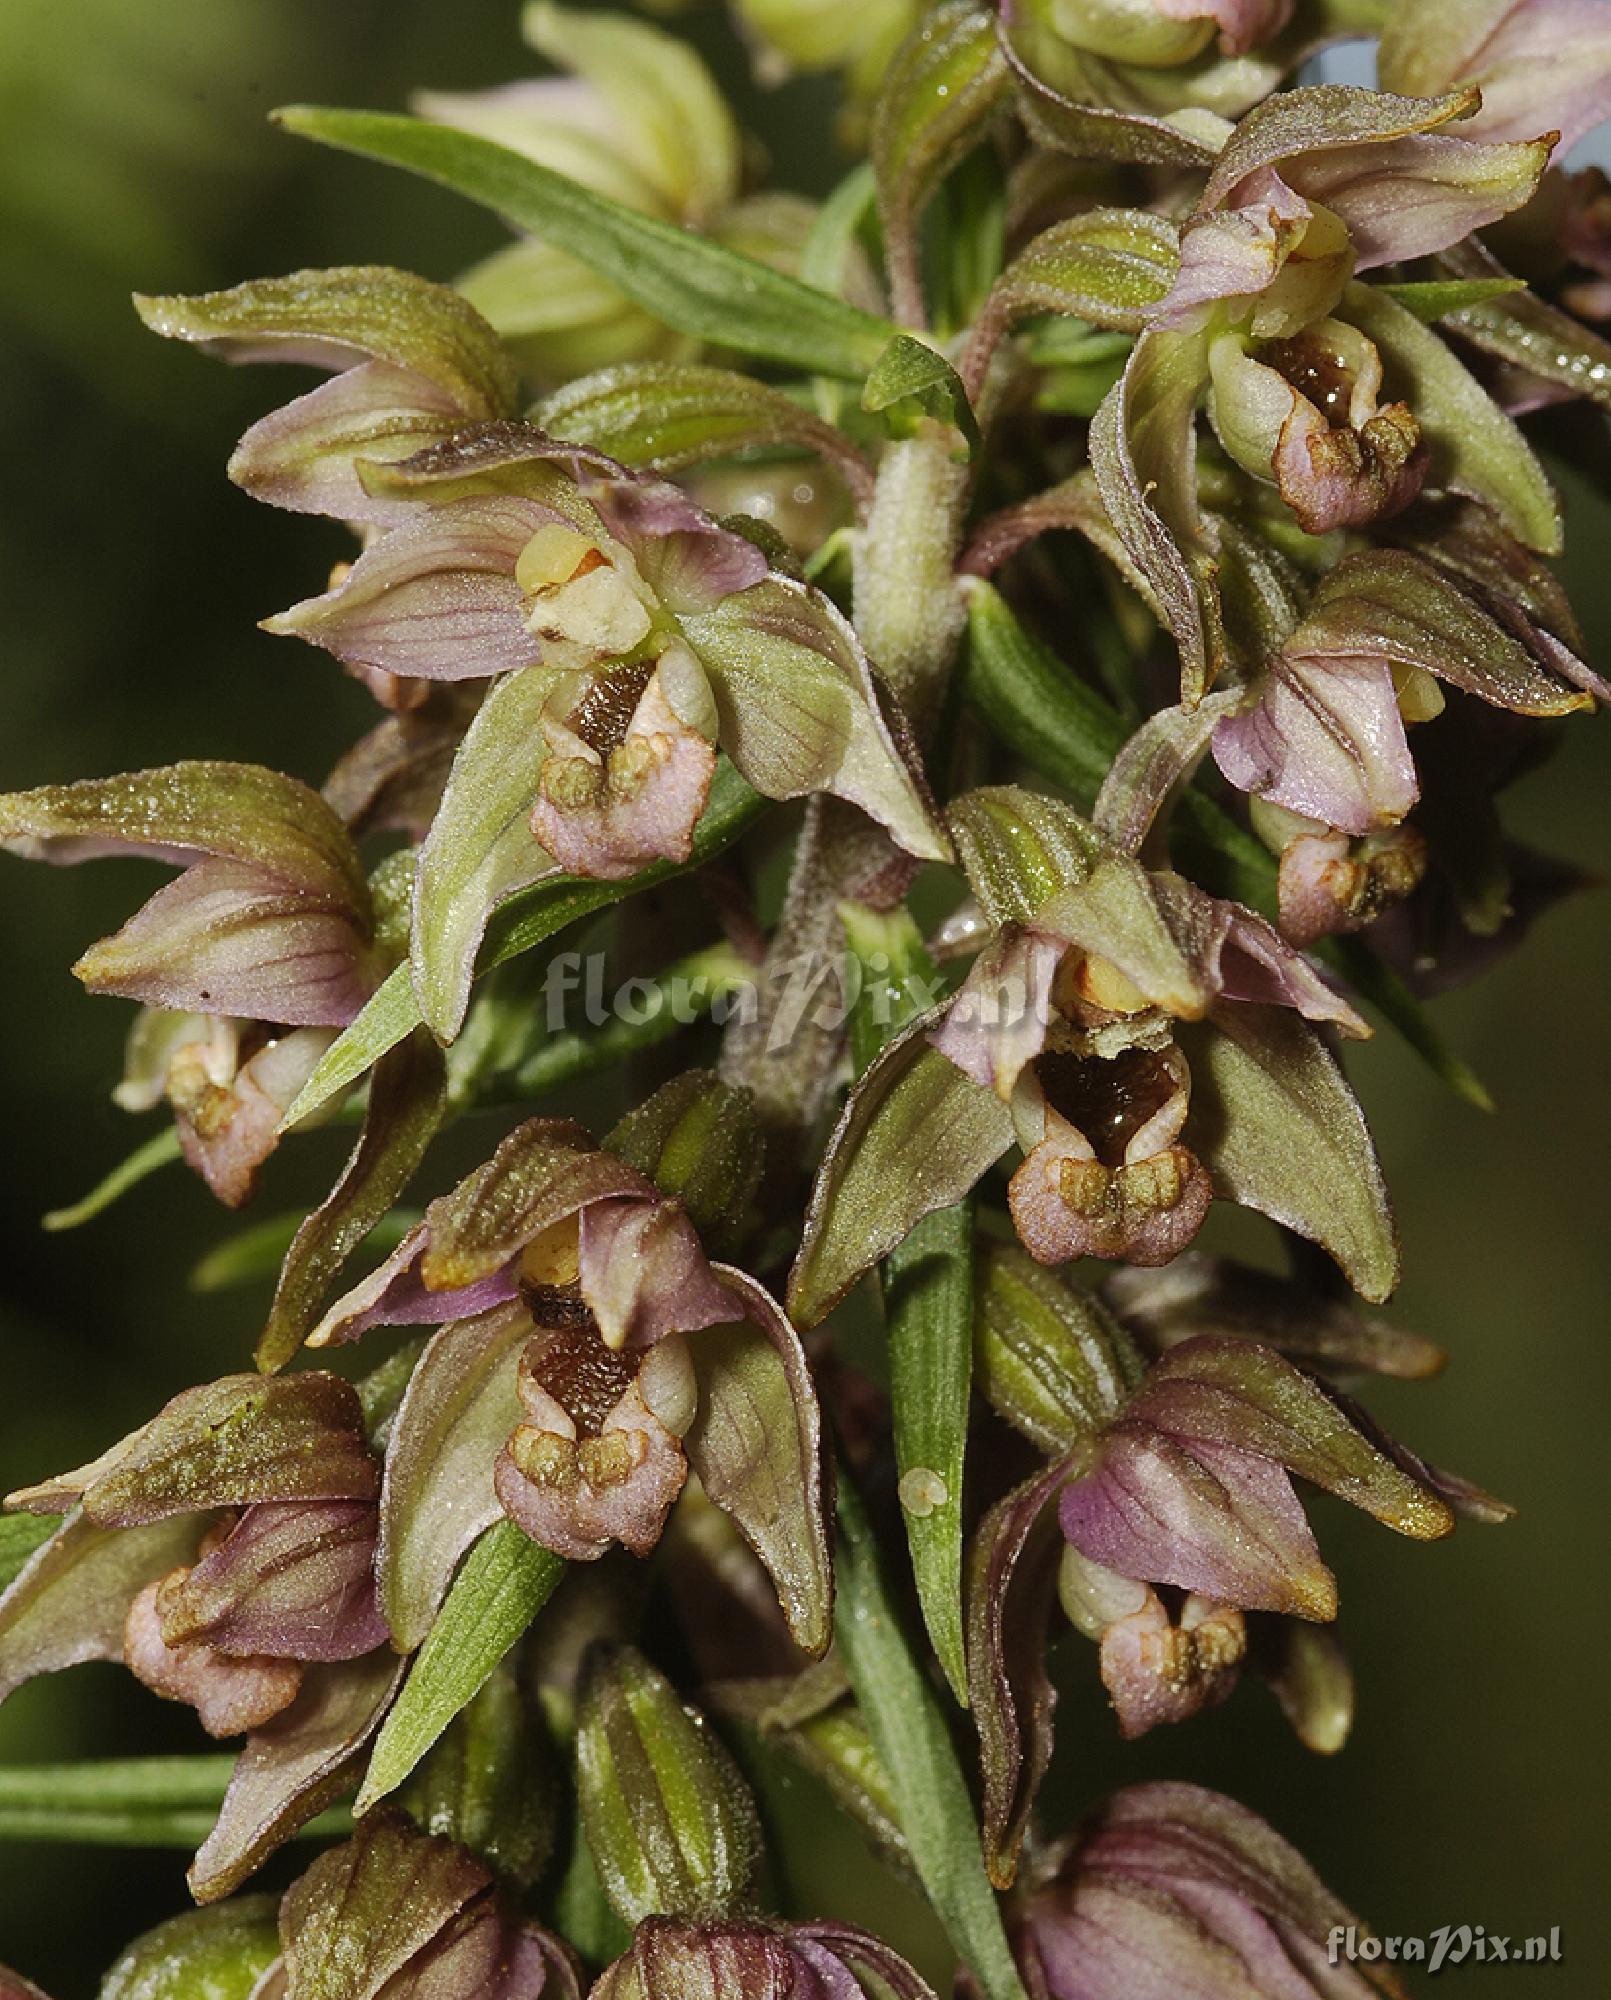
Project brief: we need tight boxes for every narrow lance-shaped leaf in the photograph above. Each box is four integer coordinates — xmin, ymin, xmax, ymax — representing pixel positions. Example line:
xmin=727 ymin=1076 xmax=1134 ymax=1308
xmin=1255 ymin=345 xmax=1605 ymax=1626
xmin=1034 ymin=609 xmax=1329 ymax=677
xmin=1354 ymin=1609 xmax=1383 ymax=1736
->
xmin=0 ymin=1758 xmax=348 ymax=1852
xmin=871 ymin=0 xmax=1012 ymax=325
xmin=257 ymin=1032 xmax=447 ymax=1371
xmin=358 ymin=1520 xmax=565 ymax=1811
xmin=834 ymin=1468 xmax=1029 ymax=2000
xmin=1376 ymin=276 xmax=1528 ymax=322
xmin=410 ymin=663 xmax=562 ymax=1044
xmin=273 ymin=107 xmax=900 ymax=379
xmin=843 ymin=902 xmax=972 ymax=1705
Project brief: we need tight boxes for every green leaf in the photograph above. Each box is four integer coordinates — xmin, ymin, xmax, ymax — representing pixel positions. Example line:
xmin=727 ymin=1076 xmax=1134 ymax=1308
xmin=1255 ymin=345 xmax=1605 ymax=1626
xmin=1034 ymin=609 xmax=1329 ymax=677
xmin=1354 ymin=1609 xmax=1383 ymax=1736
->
xmin=536 ymin=362 xmax=876 ymax=511
xmin=0 ymin=1758 xmax=348 ymax=1851
xmin=1181 ymin=1006 xmax=1401 ymax=1303
xmin=883 ymin=1206 xmax=974 ymax=1707
xmin=842 ymin=903 xmax=971 ymax=1704
xmin=862 ymin=333 xmax=981 ymax=452
xmin=1344 ymin=281 xmax=1561 ymax=554
xmin=1433 ymin=241 xmax=1611 ymax=413
xmin=41 ymin=1125 xmax=183 ymax=1232
xmin=274 ymin=107 xmax=899 ymax=379
xmin=411 ymin=662 xmax=564 ymax=1043
xmin=834 ymin=1470 xmax=1028 ymax=2000
xmin=257 ymin=1032 xmax=446 ymax=1371
xmin=871 ymin=0 xmax=1011 ymax=323
xmin=358 ymin=1520 xmax=564 ymax=1811
xmin=284 ymin=763 xmax=768 ymax=1124
xmin=395 ymin=1657 xmax=556 ymax=1887
xmin=1376 ymin=276 xmax=1527 ymax=321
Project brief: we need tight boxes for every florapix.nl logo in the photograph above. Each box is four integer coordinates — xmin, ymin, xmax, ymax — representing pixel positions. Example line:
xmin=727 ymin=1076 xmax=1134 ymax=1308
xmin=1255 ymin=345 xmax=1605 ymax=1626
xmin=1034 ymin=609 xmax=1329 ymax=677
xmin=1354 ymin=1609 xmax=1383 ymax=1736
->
xmin=1329 ymin=1925 xmax=1564 ymax=1975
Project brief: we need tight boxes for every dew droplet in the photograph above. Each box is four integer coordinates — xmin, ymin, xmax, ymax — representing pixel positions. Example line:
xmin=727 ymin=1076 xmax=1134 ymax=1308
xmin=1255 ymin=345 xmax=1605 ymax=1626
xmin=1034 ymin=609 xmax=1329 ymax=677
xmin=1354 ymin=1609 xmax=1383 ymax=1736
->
xmin=899 ymin=1467 xmax=950 ymax=1517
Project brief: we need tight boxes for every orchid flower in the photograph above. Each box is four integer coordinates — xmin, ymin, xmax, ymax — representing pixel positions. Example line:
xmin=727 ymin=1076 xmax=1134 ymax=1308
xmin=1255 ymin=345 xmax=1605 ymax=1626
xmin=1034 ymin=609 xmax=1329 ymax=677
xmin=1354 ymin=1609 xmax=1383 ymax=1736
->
xmin=0 ymin=1371 xmax=403 ymax=1901
xmin=0 ymin=763 xmax=386 ymax=1203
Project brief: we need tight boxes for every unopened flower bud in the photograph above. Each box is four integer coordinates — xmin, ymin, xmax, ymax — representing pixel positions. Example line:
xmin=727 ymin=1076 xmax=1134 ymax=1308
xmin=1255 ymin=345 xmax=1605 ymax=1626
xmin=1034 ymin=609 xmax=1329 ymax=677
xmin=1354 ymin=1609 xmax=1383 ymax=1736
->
xmin=396 ymin=1658 xmax=558 ymax=1887
xmin=606 ymin=1073 xmax=765 ymax=1254
xmin=99 ymin=1899 xmax=280 ymax=2000
xmin=576 ymin=1643 xmax=762 ymax=1926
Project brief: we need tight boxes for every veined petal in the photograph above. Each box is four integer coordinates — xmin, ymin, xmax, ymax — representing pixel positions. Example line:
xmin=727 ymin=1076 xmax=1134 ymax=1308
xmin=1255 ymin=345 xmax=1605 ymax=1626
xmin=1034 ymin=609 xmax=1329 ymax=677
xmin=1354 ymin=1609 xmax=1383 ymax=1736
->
xmin=1133 ymin=1339 xmax=1456 ymax=1539
xmin=160 ymin=1500 xmax=389 ymax=1663
xmin=1287 ymin=131 xmax=1553 ymax=269
xmin=0 ymin=1509 xmax=199 ymax=1705
xmin=1212 ymin=654 xmax=1417 ymax=834
xmin=1060 ymin=1425 xmax=1337 ymax=1618
xmin=229 ymin=362 xmax=478 ymax=524
xmin=74 ymin=856 xmax=377 ymax=1027
xmin=679 ymin=576 xmax=950 ymax=863
xmin=265 ymin=497 xmax=556 ymax=681
xmin=929 ymin=929 xmax=1061 ymax=1100
xmin=578 ymin=1198 xmax=736 ymax=1351
xmin=1381 ymin=0 xmax=1611 ymax=151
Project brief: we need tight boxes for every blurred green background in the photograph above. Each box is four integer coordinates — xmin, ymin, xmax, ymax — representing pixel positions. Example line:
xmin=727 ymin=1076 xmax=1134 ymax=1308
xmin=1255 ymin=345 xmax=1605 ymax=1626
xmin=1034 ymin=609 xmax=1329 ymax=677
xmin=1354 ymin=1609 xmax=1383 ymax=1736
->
xmin=0 ymin=0 xmax=1605 ymax=1989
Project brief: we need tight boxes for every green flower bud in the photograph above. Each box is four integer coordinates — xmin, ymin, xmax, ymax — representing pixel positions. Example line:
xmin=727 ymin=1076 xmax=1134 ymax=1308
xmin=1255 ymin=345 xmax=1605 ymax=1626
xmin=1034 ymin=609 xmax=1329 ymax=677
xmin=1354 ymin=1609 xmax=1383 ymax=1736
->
xmin=1046 ymin=0 xmax=1218 ymax=68
xmin=99 ymin=1899 xmax=280 ymax=2000
xmin=396 ymin=1657 xmax=558 ymax=1887
xmin=576 ymin=1643 xmax=762 ymax=1926
xmin=606 ymin=1073 xmax=765 ymax=1254
xmin=974 ymin=1241 xmax=1146 ymax=1454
